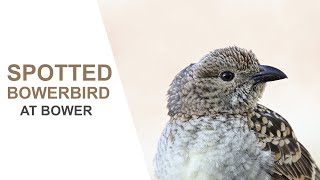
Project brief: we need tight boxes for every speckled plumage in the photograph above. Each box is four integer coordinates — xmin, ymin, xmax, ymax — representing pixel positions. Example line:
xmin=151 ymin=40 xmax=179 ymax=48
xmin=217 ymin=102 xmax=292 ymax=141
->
xmin=154 ymin=46 xmax=320 ymax=180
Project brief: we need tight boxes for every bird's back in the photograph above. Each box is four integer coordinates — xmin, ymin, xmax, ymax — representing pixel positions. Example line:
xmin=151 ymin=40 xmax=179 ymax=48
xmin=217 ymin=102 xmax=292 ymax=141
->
xmin=250 ymin=104 xmax=320 ymax=180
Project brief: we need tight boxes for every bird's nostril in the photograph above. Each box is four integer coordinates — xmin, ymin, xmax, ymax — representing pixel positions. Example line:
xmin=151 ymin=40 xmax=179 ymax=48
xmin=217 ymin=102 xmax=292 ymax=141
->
xmin=259 ymin=67 xmax=265 ymax=72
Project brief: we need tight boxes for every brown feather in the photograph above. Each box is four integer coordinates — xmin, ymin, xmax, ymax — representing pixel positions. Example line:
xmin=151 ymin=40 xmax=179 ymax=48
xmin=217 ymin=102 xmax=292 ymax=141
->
xmin=252 ymin=104 xmax=320 ymax=180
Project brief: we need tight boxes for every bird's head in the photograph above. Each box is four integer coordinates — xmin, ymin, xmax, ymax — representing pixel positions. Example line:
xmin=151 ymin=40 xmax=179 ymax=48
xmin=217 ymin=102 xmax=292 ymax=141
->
xmin=167 ymin=46 xmax=287 ymax=118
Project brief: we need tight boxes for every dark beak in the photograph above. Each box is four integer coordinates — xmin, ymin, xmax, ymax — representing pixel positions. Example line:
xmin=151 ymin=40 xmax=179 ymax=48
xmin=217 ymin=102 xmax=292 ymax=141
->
xmin=251 ymin=65 xmax=287 ymax=84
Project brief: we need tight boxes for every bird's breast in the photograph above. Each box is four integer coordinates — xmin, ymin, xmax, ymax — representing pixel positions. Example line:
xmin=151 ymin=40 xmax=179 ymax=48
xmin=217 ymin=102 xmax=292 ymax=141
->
xmin=155 ymin=116 xmax=273 ymax=180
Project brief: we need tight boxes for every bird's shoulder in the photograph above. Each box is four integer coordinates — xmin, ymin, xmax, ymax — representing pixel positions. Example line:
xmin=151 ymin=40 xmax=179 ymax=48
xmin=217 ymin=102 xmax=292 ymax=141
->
xmin=249 ymin=104 xmax=320 ymax=180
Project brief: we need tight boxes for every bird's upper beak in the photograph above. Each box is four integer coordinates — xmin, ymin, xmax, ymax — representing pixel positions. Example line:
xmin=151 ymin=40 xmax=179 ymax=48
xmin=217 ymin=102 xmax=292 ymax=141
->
xmin=251 ymin=65 xmax=287 ymax=84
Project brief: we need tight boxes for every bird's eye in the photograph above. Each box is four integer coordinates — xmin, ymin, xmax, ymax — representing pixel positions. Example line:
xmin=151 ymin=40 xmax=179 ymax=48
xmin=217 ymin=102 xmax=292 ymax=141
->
xmin=219 ymin=71 xmax=235 ymax=81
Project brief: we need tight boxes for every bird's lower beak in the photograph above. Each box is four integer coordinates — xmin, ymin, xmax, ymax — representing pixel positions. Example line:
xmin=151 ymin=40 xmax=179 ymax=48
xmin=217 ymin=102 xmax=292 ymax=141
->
xmin=251 ymin=65 xmax=287 ymax=84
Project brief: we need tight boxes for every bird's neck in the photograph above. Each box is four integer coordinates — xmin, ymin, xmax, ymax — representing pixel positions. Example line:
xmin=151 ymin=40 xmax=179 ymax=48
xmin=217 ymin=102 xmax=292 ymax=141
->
xmin=169 ymin=107 xmax=256 ymax=122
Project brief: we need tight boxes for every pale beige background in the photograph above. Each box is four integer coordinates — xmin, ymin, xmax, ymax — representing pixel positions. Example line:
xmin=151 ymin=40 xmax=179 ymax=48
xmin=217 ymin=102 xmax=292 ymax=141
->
xmin=99 ymin=0 xmax=320 ymax=178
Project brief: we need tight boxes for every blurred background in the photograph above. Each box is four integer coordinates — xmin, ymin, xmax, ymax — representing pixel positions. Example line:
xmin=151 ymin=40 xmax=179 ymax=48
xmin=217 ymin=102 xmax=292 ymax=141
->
xmin=98 ymin=0 xmax=320 ymax=178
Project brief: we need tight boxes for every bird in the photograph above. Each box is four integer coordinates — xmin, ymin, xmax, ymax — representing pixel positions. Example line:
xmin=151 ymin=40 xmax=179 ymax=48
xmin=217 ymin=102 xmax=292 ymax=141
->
xmin=154 ymin=46 xmax=320 ymax=180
